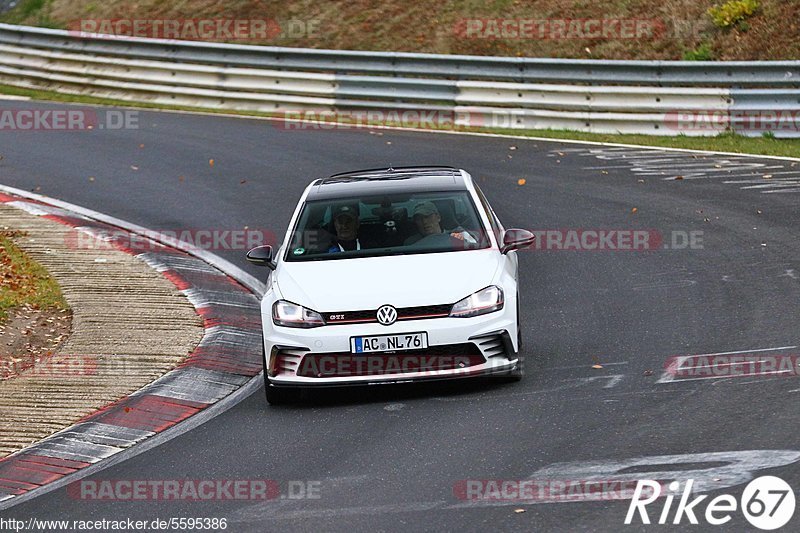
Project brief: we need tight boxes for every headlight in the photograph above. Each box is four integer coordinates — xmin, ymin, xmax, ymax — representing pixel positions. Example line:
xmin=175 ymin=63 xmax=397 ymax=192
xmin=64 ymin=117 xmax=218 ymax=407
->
xmin=272 ymin=300 xmax=326 ymax=328
xmin=449 ymin=286 xmax=504 ymax=318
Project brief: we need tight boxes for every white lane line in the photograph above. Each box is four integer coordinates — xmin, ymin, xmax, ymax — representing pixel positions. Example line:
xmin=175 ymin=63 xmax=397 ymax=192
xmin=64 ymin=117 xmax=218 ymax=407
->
xmin=692 ymin=346 xmax=797 ymax=357
xmin=724 ymin=171 xmax=800 ymax=183
xmin=590 ymin=154 xmax=687 ymax=162
xmin=741 ymin=182 xmax=800 ymax=190
xmin=581 ymin=164 xmax=653 ymax=170
xmin=763 ymin=188 xmax=800 ymax=194
xmin=648 ymin=165 xmax=784 ymax=179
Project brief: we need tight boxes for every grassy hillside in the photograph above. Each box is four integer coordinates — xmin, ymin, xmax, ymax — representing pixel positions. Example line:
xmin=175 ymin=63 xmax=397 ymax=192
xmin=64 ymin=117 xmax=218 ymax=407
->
xmin=2 ymin=0 xmax=797 ymax=60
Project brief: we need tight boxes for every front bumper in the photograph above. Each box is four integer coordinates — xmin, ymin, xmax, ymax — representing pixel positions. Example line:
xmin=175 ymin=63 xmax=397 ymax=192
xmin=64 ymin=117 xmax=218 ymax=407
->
xmin=263 ymin=309 xmax=518 ymax=387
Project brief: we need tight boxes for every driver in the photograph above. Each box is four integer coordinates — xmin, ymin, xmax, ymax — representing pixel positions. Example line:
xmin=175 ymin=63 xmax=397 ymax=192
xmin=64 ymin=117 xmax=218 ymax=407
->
xmin=328 ymin=204 xmax=363 ymax=252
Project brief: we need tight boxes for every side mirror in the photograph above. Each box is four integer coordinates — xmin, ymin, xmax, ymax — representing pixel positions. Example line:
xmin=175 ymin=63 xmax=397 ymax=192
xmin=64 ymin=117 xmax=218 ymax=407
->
xmin=246 ymin=245 xmax=276 ymax=270
xmin=500 ymin=229 xmax=535 ymax=254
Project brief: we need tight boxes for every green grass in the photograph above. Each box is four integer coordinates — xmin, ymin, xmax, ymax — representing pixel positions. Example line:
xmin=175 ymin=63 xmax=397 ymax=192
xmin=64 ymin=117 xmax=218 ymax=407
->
xmin=0 ymin=231 xmax=68 ymax=322
xmin=2 ymin=83 xmax=798 ymax=159
xmin=0 ymin=0 xmax=58 ymax=28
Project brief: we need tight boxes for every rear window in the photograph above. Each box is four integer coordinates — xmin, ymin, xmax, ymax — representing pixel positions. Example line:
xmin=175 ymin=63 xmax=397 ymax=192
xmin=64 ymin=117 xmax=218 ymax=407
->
xmin=284 ymin=190 xmax=490 ymax=261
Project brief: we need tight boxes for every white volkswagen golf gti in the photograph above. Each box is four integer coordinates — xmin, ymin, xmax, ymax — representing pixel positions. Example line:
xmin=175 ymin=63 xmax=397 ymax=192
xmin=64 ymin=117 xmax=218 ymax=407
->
xmin=247 ymin=166 xmax=534 ymax=403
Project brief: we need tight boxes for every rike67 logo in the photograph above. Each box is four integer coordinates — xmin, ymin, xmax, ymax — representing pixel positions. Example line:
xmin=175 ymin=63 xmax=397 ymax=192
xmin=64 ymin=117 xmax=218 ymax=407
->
xmin=626 ymin=476 xmax=795 ymax=530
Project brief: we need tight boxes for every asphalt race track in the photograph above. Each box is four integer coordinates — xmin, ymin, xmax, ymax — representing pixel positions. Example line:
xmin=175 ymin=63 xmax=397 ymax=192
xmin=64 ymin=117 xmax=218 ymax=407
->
xmin=1 ymin=101 xmax=800 ymax=531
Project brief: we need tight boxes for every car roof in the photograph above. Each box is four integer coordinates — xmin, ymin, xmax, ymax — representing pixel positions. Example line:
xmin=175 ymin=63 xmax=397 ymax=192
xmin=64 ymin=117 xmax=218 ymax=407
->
xmin=306 ymin=166 xmax=468 ymax=201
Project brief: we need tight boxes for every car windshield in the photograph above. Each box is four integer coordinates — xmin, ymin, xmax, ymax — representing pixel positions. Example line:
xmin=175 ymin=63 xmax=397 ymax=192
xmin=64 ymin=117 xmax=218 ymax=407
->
xmin=284 ymin=190 xmax=491 ymax=261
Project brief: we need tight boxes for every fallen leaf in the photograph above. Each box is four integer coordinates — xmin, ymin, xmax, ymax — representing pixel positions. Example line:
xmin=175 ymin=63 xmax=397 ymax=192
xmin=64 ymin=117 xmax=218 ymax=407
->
xmin=124 ymin=407 xmax=132 ymax=413
xmin=517 ymin=178 xmax=526 ymax=186
xmin=631 ymin=207 xmax=638 ymax=214
xmin=674 ymin=175 xmax=684 ymax=180
xmin=209 ymin=159 xmax=215 ymax=167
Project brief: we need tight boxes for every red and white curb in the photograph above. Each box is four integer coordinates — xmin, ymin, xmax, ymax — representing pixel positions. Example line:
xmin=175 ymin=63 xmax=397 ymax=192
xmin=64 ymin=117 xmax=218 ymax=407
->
xmin=0 ymin=188 xmax=265 ymax=507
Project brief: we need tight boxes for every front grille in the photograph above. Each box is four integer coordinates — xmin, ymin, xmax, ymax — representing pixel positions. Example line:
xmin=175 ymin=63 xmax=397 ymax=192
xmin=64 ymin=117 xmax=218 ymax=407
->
xmin=324 ymin=303 xmax=452 ymax=325
xmin=296 ymin=343 xmax=485 ymax=378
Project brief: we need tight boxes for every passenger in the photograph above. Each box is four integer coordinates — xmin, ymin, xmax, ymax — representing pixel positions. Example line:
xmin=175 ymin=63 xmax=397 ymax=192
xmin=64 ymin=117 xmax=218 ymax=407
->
xmin=405 ymin=201 xmax=477 ymax=246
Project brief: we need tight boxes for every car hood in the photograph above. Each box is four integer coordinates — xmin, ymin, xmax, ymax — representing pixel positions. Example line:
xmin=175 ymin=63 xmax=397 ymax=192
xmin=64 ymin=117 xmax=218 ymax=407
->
xmin=275 ymin=250 xmax=501 ymax=312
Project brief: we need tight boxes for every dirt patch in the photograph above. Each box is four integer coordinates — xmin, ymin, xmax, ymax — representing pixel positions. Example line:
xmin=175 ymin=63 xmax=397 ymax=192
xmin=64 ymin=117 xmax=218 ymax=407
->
xmin=2 ymin=0 xmax=790 ymax=60
xmin=0 ymin=305 xmax=72 ymax=380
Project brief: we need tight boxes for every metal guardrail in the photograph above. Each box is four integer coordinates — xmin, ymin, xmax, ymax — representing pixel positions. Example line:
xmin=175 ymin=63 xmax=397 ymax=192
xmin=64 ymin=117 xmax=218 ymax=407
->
xmin=0 ymin=23 xmax=798 ymax=137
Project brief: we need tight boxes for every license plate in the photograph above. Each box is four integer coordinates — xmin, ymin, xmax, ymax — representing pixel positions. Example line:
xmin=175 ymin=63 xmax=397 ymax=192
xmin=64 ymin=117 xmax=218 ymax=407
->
xmin=350 ymin=332 xmax=428 ymax=354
